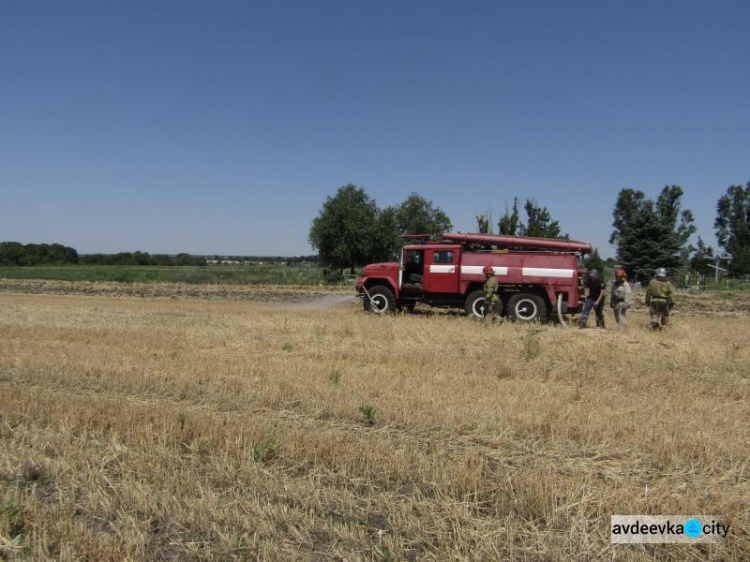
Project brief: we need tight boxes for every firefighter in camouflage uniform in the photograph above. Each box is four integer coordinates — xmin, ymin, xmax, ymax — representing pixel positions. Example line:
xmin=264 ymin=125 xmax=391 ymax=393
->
xmin=483 ymin=265 xmax=500 ymax=324
xmin=645 ymin=267 xmax=674 ymax=330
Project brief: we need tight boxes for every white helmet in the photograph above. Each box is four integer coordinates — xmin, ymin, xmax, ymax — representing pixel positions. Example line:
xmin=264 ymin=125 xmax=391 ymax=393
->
xmin=656 ymin=267 xmax=667 ymax=278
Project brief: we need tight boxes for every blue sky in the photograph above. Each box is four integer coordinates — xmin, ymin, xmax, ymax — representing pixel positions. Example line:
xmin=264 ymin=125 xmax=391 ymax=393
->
xmin=1 ymin=1 xmax=748 ymax=257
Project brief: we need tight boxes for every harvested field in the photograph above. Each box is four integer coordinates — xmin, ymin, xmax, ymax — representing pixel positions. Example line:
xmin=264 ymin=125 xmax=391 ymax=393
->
xmin=0 ymin=285 xmax=748 ymax=561
xmin=0 ymin=279 xmax=351 ymax=303
xmin=2 ymin=279 xmax=749 ymax=316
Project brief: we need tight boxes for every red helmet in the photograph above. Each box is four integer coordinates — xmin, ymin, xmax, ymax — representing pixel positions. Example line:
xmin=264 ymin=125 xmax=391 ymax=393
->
xmin=483 ymin=265 xmax=494 ymax=275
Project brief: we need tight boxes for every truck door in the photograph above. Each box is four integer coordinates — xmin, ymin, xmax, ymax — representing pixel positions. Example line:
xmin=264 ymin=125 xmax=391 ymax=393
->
xmin=423 ymin=248 xmax=459 ymax=294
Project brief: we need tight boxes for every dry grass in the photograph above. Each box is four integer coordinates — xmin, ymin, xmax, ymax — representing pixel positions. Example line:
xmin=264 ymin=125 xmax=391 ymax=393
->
xmin=0 ymin=288 xmax=748 ymax=561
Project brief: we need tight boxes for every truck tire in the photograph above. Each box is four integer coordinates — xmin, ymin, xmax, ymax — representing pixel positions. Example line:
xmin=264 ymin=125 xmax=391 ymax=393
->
xmin=363 ymin=286 xmax=396 ymax=314
xmin=507 ymin=293 xmax=546 ymax=322
xmin=464 ymin=290 xmax=488 ymax=319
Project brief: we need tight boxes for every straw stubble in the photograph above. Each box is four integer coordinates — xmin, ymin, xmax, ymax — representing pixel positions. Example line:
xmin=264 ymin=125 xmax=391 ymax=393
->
xmin=0 ymin=291 xmax=748 ymax=560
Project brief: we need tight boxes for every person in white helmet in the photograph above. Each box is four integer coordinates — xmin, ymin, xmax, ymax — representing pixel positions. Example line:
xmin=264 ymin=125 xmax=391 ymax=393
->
xmin=645 ymin=267 xmax=674 ymax=330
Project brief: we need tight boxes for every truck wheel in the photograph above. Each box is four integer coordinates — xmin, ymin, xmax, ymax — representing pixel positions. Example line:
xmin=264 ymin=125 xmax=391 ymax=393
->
xmin=363 ymin=286 xmax=396 ymax=314
xmin=507 ymin=293 xmax=546 ymax=322
xmin=464 ymin=290 xmax=487 ymax=319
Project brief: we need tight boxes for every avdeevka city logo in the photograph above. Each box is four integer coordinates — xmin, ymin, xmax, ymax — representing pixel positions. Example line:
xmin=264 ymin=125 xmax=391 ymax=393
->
xmin=684 ymin=518 xmax=702 ymax=538
xmin=610 ymin=515 xmax=729 ymax=544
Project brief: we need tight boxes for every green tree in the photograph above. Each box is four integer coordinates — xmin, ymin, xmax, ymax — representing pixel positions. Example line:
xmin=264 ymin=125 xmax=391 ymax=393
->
xmin=584 ymin=248 xmax=607 ymax=280
xmin=373 ymin=205 xmax=401 ymax=263
xmin=132 ymin=251 xmax=151 ymax=266
xmin=715 ymin=181 xmax=750 ymax=276
xmin=176 ymin=254 xmax=206 ymax=266
xmin=45 ymin=243 xmax=79 ymax=264
xmin=394 ymin=193 xmax=452 ymax=238
xmin=494 ymin=197 xmax=566 ymax=238
xmin=21 ymin=243 xmax=43 ymax=265
xmin=309 ymin=184 xmax=397 ymax=270
xmin=518 ymin=199 xmax=567 ymax=238
xmin=476 ymin=214 xmax=490 ymax=234
xmin=0 ymin=242 xmax=25 ymax=265
xmin=0 ymin=242 xmax=78 ymax=265
xmin=611 ymin=186 xmax=696 ymax=283
xmin=657 ymin=186 xmax=696 ymax=265
xmin=690 ymin=237 xmax=715 ymax=276
xmin=609 ymin=188 xmax=645 ymax=246
xmin=498 ymin=198 xmax=520 ymax=235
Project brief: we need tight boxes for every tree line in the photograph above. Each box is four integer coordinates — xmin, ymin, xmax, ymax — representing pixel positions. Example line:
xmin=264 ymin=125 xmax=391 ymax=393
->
xmin=0 ymin=243 xmax=208 ymax=267
xmin=0 ymin=242 xmax=80 ymax=266
xmin=0 ymin=243 xmax=321 ymax=267
xmin=209 ymin=255 xmax=319 ymax=264
xmin=309 ymin=181 xmax=750 ymax=281
xmin=82 ymin=252 xmax=208 ymax=266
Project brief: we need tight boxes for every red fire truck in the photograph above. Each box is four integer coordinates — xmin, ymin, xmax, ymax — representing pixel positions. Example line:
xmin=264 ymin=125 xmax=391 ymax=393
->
xmin=355 ymin=232 xmax=593 ymax=321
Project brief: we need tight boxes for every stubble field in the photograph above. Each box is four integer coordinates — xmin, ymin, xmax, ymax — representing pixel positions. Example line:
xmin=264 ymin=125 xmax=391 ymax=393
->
xmin=0 ymin=283 xmax=748 ymax=561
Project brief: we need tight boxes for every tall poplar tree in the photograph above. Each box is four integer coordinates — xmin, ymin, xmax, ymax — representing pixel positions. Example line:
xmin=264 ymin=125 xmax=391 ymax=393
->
xmin=498 ymin=198 xmax=520 ymax=235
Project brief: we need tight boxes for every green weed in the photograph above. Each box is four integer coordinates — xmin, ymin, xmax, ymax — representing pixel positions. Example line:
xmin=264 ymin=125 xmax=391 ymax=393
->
xmin=253 ymin=436 xmax=279 ymax=463
xmin=359 ymin=405 xmax=377 ymax=426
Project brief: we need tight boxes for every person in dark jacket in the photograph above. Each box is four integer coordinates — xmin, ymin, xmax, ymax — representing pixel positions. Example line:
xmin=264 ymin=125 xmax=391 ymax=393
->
xmin=578 ymin=270 xmax=606 ymax=329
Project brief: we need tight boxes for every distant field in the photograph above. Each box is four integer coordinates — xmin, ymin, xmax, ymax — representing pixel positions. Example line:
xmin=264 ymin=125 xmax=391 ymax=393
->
xmin=0 ymin=286 xmax=748 ymax=560
xmin=0 ymin=264 xmax=337 ymax=285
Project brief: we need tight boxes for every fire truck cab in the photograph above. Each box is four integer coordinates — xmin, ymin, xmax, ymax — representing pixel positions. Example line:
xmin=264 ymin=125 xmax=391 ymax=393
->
xmin=355 ymin=232 xmax=592 ymax=322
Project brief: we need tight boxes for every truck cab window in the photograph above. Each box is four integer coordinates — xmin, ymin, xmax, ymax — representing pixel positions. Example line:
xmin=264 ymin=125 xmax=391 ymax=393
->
xmin=433 ymin=251 xmax=454 ymax=264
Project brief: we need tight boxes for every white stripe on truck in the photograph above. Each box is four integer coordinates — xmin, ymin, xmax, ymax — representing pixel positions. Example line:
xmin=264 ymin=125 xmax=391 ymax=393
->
xmin=429 ymin=265 xmax=456 ymax=274
xmin=521 ymin=267 xmax=574 ymax=278
xmin=461 ymin=266 xmax=509 ymax=275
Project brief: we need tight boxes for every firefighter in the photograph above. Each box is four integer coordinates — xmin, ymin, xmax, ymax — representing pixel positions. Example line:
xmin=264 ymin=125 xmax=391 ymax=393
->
xmin=610 ymin=268 xmax=632 ymax=330
xmin=645 ymin=267 xmax=674 ymax=330
xmin=483 ymin=265 xmax=500 ymax=324
xmin=578 ymin=269 xmax=606 ymax=329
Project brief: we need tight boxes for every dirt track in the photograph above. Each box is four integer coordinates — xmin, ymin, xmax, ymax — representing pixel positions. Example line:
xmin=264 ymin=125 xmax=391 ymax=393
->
xmin=0 ymin=279 xmax=353 ymax=305
xmin=0 ymin=279 xmax=748 ymax=316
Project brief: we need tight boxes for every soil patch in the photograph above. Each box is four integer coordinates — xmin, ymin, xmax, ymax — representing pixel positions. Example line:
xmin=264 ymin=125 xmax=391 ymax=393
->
xmin=1 ymin=279 xmax=748 ymax=316
xmin=0 ymin=279 xmax=352 ymax=304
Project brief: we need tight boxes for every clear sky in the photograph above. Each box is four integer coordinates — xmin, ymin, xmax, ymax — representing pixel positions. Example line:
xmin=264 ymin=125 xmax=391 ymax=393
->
xmin=2 ymin=1 xmax=748 ymax=257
